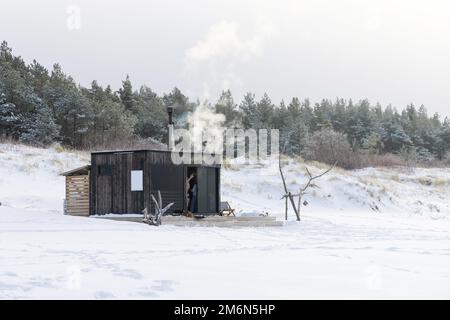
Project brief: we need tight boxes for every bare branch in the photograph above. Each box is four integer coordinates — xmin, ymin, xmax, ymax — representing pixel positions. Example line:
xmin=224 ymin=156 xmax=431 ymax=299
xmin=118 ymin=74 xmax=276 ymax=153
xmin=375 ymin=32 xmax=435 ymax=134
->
xmin=297 ymin=161 xmax=337 ymax=219
xmin=309 ymin=161 xmax=337 ymax=181
xmin=301 ymin=161 xmax=337 ymax=193
xmin=279 ymin=154 xmax=300 ymax=221
xmin=305 ymin=167 xmax=313 ymax=179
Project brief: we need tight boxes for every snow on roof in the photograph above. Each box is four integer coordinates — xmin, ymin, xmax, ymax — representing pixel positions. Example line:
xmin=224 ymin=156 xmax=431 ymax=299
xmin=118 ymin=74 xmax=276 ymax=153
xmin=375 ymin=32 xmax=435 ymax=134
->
xmin=60 ymin=165 xmax=91 ymax=176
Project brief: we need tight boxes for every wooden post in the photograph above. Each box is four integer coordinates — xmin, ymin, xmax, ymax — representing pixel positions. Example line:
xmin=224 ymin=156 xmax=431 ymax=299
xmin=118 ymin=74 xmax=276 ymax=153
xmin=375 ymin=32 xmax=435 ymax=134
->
xmin=285 ymin=196 xmax=288 ymax=221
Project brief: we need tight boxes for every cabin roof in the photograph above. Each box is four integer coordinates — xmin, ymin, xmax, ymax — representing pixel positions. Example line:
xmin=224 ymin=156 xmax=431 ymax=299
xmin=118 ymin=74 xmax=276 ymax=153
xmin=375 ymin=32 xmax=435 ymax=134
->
xmin=60 ymin=165 xmax=91 ymax=176
xmin=91 ymin=149 xmax=221 ymax=158
xmin=91 ymin=148 xmax=166 ymax=154
xmin=90 ymin=149 xmax=222 ymax=168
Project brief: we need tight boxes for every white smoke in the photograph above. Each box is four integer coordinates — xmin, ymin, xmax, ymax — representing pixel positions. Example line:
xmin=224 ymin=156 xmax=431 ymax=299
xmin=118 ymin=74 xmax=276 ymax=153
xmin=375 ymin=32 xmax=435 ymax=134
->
xmin=183 ymin=19 xmax=277 ymax=100
xmin=178 ymin=18 xmax=277 ymax=162
xmin=187 ymin=102 xmax=225 ymax=154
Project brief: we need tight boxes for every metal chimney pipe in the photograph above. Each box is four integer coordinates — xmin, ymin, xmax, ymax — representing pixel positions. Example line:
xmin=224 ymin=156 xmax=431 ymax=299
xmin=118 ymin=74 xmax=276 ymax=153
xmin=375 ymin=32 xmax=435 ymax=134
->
xmin=167 ymin=106 xmax=174 ymax=150
xmin=167 ymin=106 xmax=174 ymax=125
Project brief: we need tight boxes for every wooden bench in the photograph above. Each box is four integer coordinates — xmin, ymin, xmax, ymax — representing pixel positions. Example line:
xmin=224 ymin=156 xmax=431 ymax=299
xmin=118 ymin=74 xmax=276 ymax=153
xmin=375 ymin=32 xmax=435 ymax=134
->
xmin=219 ymin=201 xmax=236 ymax=217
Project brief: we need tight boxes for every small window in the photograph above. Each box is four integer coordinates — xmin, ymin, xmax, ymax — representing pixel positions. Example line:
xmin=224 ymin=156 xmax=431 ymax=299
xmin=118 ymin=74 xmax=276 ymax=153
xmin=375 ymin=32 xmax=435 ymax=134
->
xmin=98 ymin=165 xmax=112 ymax=176
xmin=131 ymin=170 xmax=143 ymax=191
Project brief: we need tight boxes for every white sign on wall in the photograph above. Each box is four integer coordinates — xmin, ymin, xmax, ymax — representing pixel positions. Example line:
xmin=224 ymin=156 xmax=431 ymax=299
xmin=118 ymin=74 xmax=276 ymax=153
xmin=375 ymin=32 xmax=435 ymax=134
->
xmin=131 ymin=170 xmax=143 ymax=191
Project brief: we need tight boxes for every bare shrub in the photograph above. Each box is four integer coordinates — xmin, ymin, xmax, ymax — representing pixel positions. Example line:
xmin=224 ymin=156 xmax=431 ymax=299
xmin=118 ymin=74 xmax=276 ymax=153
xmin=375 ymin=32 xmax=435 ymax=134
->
xmin=352 ymin=153 xmax=409 ymax=169
xmin=301 ymin=129 xmax=414 ymax=169
xmin=302 ymin=128 xmax=354 ymax=168
xmin=0 ymin=135 xmax=20 ymax=145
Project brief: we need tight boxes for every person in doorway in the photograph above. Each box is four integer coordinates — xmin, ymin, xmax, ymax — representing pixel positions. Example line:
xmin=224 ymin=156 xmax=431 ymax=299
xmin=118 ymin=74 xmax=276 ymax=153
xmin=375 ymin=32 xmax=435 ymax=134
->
xmin=186 ymin=173 xmax=195 ymax=216
xmin=190 ymin=178 xmax=198 ymax=213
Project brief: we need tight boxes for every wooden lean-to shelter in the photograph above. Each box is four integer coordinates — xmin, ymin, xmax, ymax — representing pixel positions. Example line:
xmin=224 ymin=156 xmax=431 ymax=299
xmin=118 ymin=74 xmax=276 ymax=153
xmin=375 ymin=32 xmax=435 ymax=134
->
xmin=62 ymin=165 xmax=91 ymax=216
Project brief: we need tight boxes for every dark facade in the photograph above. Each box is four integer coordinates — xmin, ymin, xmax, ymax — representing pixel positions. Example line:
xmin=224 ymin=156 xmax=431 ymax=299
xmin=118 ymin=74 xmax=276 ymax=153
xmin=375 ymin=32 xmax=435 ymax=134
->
xmin=89 ymin=149 xmax=221 ymax=215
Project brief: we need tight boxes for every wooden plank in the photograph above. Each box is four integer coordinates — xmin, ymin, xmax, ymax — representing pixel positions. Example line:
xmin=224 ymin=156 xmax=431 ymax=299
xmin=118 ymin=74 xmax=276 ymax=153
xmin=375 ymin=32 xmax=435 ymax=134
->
xmin=95 ymin=215 xmax=284 ymax=227
xmin=67 ymin=207 xmax=89 ymax=211
xmin=67 ymin=185 xmax=89 ymax=189
xmin=67 ymin=203 xmax=89 ymax=207
xmin=67 ymin=181 xmax=89 ymax=184
xmin=67 ymin=204 xmax=89 ymax=208
xmin=67 ymin=209 xmax=89 ymax=213
xmin=67 ymin=206 xmax=89 ymax=210
xmin=67 ymin=211 xmax=89 ymax=216
xmin=66 ymin=203 xmax=89 ymax=207
xmin=67 ymin=186 xmax=89 ymax=190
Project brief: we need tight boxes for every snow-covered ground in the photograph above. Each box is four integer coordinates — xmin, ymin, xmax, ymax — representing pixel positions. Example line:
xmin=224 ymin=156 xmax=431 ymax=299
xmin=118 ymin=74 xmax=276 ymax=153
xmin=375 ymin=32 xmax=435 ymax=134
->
xmin=1 ymin=143 xmax=450 ymax=299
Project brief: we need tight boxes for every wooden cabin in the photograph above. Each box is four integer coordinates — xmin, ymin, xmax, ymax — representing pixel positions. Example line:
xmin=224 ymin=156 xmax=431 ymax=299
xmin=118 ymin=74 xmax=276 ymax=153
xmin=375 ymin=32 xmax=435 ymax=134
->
xmin=62 ymin=149 xmax=221 ymax=216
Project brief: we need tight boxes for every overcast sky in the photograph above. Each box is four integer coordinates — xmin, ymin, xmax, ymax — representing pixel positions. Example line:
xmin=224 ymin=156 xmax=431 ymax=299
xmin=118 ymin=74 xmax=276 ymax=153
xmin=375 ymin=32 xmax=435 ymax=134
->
xmin=2 ymin=0 xmax=449 ymax=117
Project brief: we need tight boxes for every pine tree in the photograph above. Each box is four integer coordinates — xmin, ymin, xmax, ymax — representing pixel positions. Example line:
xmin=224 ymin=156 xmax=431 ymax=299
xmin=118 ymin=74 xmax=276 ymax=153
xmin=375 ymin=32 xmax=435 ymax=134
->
xmin=255 ymin=93 xmax=274 ymax=129
xmin=282 ymin=97 xmax=309 ymax=155
xmin=44 ymin=64 xmax=93 ymax=147
xmin=118 ymin=75 xmax=136 ymax=110
xmin=215 ymin=90 xmax=240 ymax=127
xmin=239 ymin=92 xmax=257 ymax=129
xmin=19 ymin=100 xmax=60 ymax=146
xmin=133 ymin=85 xmax=167 ymax=142
xmin=29 ymin=60 xmax=49 ymax=98
xmin=0 ymin=98 xmax=21 ymax=138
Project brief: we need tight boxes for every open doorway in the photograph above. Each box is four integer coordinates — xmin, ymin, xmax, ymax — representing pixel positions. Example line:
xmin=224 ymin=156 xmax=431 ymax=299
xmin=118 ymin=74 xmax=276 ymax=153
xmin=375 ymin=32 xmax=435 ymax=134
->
xmin=186 ymin=167 xmax=198 ymax=213
xmin=186 ymin=166 xmax=219 ymax=214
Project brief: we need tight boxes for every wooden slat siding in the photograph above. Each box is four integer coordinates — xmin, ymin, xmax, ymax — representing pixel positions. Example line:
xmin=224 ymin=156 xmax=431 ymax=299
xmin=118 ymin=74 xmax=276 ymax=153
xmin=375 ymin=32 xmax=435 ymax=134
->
xmin=144 ymin=151 xmax=152 ymax=213
xmin=66 ymin=174 xmax=89 ymax=216
xmin=112 ymin=153 xmax=121 ymax=213
xmin=90 ymin=154 xmax=96 ymax=215
xmin=183 ymin=165 xmax=187 ymax=212
xmin=119 ymin=153 xmax=124 ymax=213
xmin=216 ymin=167 xmax=221 ymax=213
xmin=131 ymin=151 xmax=145 ymax=213
xmin=67 ymin=208 xmax=89 ymax=211
xmin=94 ymin=153 xmax=113 ymax=215
xmin=124 ymin=153 xmax=131 ymax=213
xmin=106 ymin=154 xmax=113 ymax=214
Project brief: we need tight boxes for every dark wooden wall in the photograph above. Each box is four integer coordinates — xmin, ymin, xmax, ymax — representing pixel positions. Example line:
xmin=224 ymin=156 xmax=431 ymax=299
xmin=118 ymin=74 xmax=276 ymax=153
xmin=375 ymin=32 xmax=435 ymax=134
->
xmin=90 ymin=150 xmax=220 ymax=215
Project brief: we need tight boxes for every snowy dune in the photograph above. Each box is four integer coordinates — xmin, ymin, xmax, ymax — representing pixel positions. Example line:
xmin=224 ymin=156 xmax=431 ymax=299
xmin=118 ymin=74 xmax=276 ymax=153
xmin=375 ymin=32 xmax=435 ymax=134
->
xmin=1 ymin=143 xmax=450 ymax=299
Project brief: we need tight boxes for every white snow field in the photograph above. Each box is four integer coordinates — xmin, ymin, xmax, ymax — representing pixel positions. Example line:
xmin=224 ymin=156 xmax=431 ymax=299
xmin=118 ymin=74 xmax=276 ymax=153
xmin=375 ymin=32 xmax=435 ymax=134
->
xmin=1 ymin=142 xmax=450 ymax=299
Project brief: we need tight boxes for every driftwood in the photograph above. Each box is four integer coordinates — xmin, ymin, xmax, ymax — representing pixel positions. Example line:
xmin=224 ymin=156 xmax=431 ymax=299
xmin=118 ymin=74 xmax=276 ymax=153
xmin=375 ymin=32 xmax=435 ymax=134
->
xmin=142 ymin=190 xmax=174 ymax=226
xmin=279 ymin=155 xmax=300 ymax=221
xmin=279 ymin=154 xmax=336 ymax=221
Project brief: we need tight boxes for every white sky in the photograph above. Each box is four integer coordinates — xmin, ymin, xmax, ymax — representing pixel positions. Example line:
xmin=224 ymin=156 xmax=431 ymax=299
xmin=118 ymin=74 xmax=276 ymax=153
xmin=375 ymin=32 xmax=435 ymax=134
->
xmin=1 ymin=0 xmax=449 ymax=117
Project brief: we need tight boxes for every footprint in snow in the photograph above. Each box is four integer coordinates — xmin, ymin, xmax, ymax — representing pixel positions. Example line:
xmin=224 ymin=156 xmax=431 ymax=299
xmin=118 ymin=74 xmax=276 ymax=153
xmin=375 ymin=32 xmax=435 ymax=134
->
xmin=151 ymin=280 xmax=175 ymax=292
xmin=94 ymin=291 xmax=115 ymax=299
xmin=135 ymin=287 xmax=159 ymax=297
xmin=113 ymin=269 xmax=143 ymax=280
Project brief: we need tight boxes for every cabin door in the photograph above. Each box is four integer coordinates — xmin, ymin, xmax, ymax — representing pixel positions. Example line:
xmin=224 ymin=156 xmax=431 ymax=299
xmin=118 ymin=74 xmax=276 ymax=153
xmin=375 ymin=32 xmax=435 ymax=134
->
xmin=96 ymin=164 xmax=113 ymax=215
xmin=197 ymin=167 xmax=217 ymax=214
